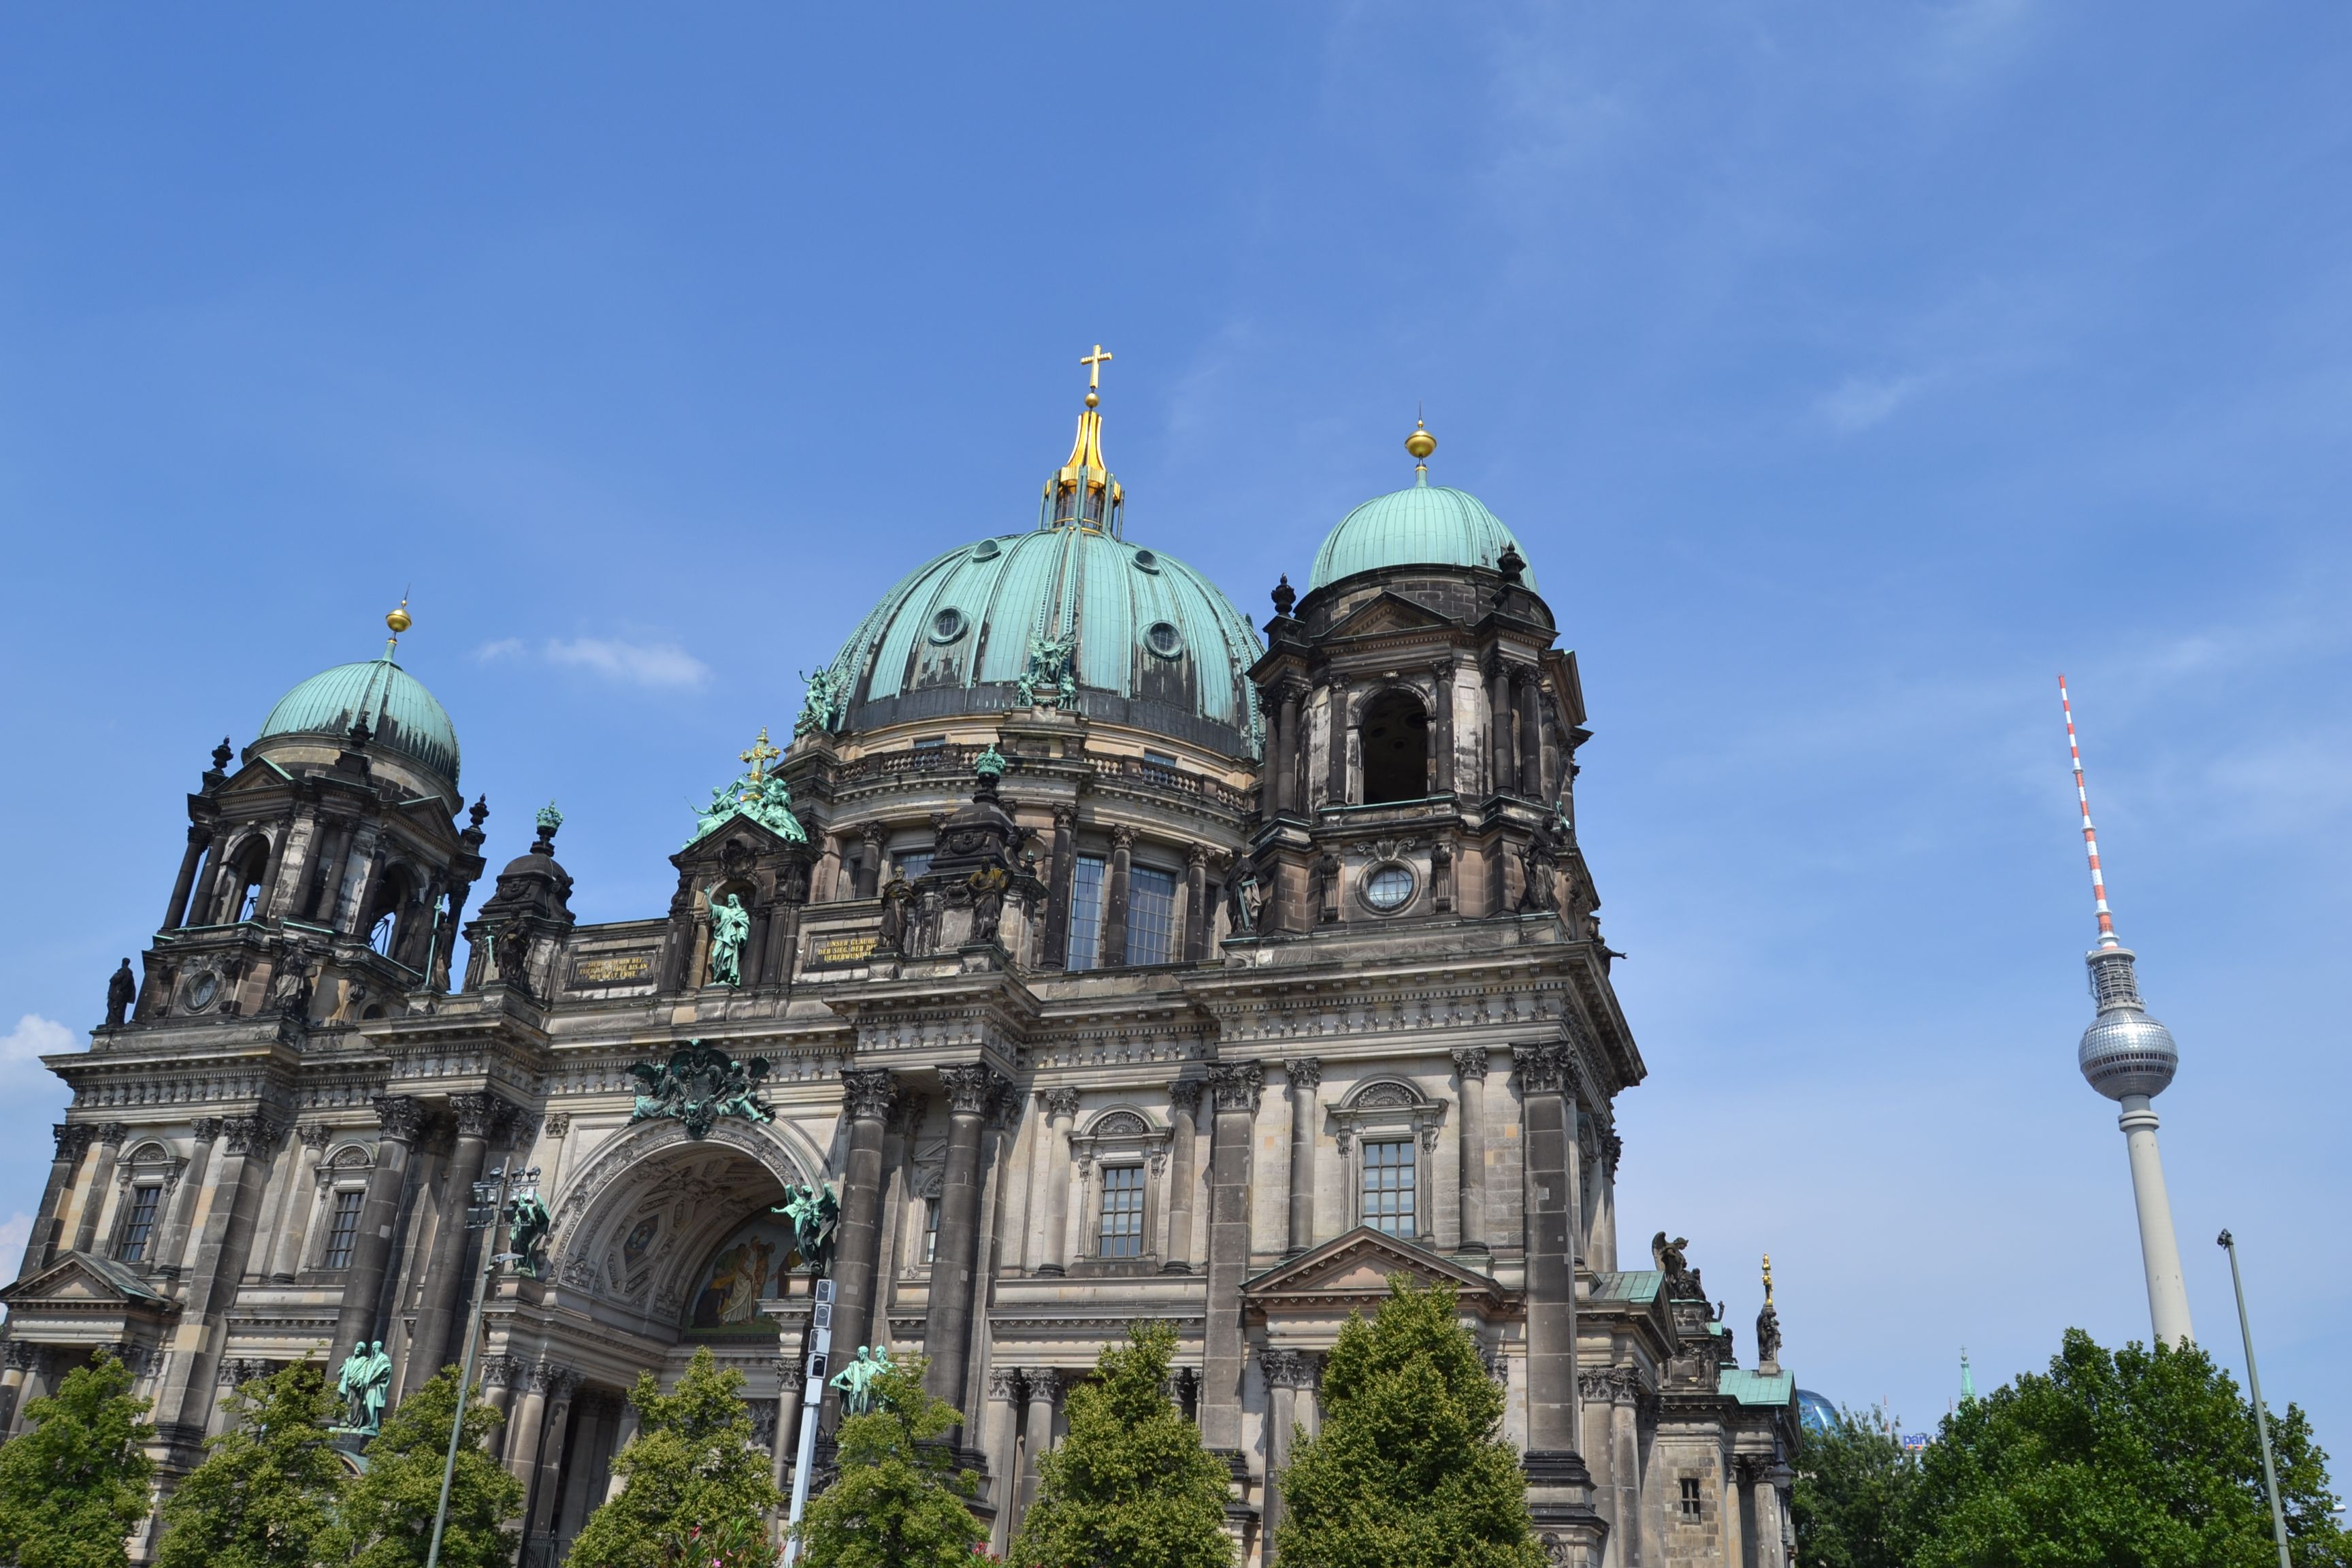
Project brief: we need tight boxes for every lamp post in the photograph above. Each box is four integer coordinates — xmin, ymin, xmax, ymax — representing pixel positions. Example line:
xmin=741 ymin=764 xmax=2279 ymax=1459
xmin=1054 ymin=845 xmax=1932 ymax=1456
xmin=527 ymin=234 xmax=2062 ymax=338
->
xmin=425 ymin=1162 xmax=540 ymax=1568
xmin=2217 ymin=1229 xmax=2292 ymax=1568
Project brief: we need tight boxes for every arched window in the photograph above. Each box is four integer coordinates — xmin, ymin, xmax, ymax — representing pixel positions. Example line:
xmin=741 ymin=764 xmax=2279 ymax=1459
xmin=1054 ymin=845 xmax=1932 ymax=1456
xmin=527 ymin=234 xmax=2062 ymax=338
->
xmin=364 ymin=867 xmax=416 ymax=959
xmin=220 ymin=836 xmax=270 ymax=924
xmin=1360 ymin=689 xmax=1431 ymax=804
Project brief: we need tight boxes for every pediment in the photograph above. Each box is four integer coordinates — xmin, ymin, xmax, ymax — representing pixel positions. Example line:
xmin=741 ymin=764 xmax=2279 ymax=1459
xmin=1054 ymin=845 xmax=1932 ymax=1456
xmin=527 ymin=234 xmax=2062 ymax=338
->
xmin=1324 ymin=591 xmax=1457 ymax=641
xmin=678 ymin=809 xmax=806 ymax=862
xmin=1243 ymin=1226 xmax=1516 ymax=1318
xmin=0 ymin=1251 xmax=172 ymax=1310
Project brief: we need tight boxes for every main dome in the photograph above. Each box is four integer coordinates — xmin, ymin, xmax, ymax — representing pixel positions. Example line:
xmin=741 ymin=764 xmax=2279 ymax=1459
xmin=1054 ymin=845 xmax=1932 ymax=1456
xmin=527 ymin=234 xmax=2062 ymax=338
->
xmin=1309 ymin=478 xmax=1537 ymax=593
xmin=257 ymin=654 xmax=461 ymax=789
xmin=817 ymin=525 xmax=1264 ymax=757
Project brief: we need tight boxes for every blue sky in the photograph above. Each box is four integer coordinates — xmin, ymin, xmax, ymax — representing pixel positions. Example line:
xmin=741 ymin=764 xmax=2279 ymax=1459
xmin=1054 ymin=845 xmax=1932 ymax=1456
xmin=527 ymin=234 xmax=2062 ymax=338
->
xmin=4 ymin=4 xmax=2347 ymax=1458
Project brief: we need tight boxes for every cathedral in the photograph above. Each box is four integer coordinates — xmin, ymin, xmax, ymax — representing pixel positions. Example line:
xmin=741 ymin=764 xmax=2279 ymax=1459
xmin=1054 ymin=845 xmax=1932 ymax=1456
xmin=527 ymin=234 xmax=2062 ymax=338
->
xmin=1 ymin=363 xmax=1799 ymax=1568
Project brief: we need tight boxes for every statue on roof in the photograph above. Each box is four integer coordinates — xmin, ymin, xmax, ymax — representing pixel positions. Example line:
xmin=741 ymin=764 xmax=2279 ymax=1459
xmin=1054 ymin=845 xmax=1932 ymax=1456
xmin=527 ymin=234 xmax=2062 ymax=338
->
xmin=704 ymin=889 xmax=751 ymax=987
xmin=1653 ymin=1231 xmax=1705 ymax=1301
xmin=794 ymin=666 xmax=845 ymax=737
xmin=1016 ymin=636 xmax=1077 ymax=709
xmin=104 ymin=959 xmax=135 ymax=1028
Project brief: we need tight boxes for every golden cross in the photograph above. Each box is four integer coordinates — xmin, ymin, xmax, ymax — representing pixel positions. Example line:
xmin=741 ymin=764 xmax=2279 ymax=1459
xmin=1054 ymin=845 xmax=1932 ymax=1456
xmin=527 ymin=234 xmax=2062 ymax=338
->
xmin=740 ymin=725 xmax=781 ymax=782
xmin=1080 ymin=343 xmax=1113 ymax=393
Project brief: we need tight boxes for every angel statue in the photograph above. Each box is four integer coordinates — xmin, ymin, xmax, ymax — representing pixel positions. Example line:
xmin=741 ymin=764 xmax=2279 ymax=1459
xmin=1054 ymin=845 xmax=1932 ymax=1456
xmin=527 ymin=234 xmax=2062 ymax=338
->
xmin=704 ymin=889 xmax=751 ymax=987
xmin=772 ymin=1179 xmax=842 ymax=1278
xmin=830 ymin=1344 xmax=895 ymax=1416
xmin=508 ymin=1192 xmax=554 ymax=1278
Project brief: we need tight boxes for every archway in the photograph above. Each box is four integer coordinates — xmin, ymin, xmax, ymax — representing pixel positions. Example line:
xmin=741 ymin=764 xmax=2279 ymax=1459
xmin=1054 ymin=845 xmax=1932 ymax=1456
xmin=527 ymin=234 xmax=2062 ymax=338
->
xmin=1360 ymin=689 xmax=1430 ymax=804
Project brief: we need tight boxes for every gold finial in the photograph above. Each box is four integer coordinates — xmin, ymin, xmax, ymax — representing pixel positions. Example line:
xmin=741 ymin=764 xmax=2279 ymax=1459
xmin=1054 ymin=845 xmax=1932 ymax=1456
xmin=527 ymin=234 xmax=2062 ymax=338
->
xmin=1080 ymin=342 xmax=1113 ymax=408
xmin=386 ymin=597 xmax=412 ymax=636
xmin=740 ymin=725 xmax=781 ymax=783
xmin=1406 ymin=416 xmax=1437 ymax=466
xmin=1762 ymin=1253 xmax=1775 ymax=1307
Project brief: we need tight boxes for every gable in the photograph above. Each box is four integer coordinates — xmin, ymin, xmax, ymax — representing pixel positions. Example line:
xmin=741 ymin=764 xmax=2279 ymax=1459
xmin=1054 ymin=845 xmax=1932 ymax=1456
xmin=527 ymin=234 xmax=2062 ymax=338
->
xmin=1243 ymin=1226 xmax=1515 ymax=1318
xmin=1322 ymin=591 xmax=1457 ymax=641
xmin=0 ymin=1250 xmax=172 ymax=1309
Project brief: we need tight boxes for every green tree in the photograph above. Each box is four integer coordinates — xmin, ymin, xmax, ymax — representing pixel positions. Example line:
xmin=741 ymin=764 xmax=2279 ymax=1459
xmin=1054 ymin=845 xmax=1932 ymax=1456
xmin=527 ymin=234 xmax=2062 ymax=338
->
xmin=1790 ymin=1405 xmax=1917 ymax=1568
xmin=568 ymin=1347 xmax=785 ymax=1568
xmin=154 ymin=1362 xmax=347 ymax=1568
xmin=796 ymin=1353 xmax=984 ymax=1568
xmin=1011 ymin=1321 xmax=1230 ymax=1568
xmin=0 ymin=1354 xmax=156 ymax=1568
xmin=325 ymin=1365 xmax=523 ymax=1568
xmin=1275 ymin=1277 xmax=1543 ymax=1568
xmin=1904 ymin=1328 xmax=2349 ymax=1568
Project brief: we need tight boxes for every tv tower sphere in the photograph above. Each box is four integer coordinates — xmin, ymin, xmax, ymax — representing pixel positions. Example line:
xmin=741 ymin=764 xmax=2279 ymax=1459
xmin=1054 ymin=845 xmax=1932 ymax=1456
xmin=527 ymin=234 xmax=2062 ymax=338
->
xmin=2078 ymin=945 xmax=2179 ymax=1100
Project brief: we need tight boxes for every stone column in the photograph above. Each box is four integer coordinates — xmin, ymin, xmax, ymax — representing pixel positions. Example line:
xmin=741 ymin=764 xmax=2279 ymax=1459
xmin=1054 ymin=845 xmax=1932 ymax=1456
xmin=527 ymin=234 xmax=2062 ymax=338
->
xmin=1452 ymin=1048 xmax=1490 ymax=1254
xmin=504 ymin=1361 xmax=551 ymax=1483
xmin=404 ymin=1092 xmax=499 ymax=1396
xmin=1261 ymin=1349 xmax=1317 ymax=1559
xmin=1429 ymin=660 xmax=1457 ymax=796
xmin=1278 ymin=685 xmax=1305 ymax=817
xmin=1324 ymin=677 xmax=1351 ymax=807
xmin=338 ymin=821 xmax=385 ymax=936
xmin=527 ymin=1367 xmax=580 ymax=1539
xmin=1755 ymin=1463 xmax=1793 ymax=1568
xmin=1182 ymin=844 xmax=1211 ymax=962
xmin=924 ymin=1064 xmax=1000 ymax=1418
xmin=1034 ymin=1089 xmax=1079 ymax=1275
xmin=604 ymin=1402 xmax=640 ymax=1500
xmin=480 ymin=1354 xmax=523 ymax=1459
xmin=1516 ymin=668 xmax=1544 ymax=799
xmin=164 ymin=823 xmax=212 ymax=931
xmin=1607 ymin=1372 xmax=1643 ymax=1568
xmin=1160 ymin=1081 xmax=1203 ymax=1273
xmin=855 ymin=823 xmax=887 ymax=899
xmin=1198 ymin=1062 xmax=1262 ymax=1457
xmin=68 ymin=1124 xmax=129 ymax=1256
xmin=827 ymin=1067 xmax=898 ymax=1421
xmin=267 ymin=1123 xmax=333 ymax=1280
xmin=157 ymin=1113 xmax=282 ymax=1448
xmin=983 ymin=1367 xmax=1024 ymax=1554
xmin=20 ymin=1125 xmax=93 ymax=1277
xmin=1486 ymin=656 xmax=1514 ymax=800
xmin=1041 ymin=804 xmax=1077 ymax=970
xmin=1589 ymin=1130 xmax=1620 ymax=1273
xmin=1100 ymin=824 xmax=1133 ymax=966
xmin=0 ymin=1342 xmax=47 ymax=1437
xmin=1283 ymin=1060 xmax=1319 ymax=1256
xmin=306 ymin=816 xmax=355 ymax=923
xmin=152 ymin=1119 xmax=218 ymax=1282
xmin=261 ymin=797 xmax=312 ymax=919
xmin=333 ymin=1096 xmax=423 ymax=1355
xmin=771 ymin=1352 xmax=807 ymax=1494
xmin=1016 ymin=1367 xmax=1060 ymax=1526
xmin=1514 ymin=1043 xmax=1598 ymax=1554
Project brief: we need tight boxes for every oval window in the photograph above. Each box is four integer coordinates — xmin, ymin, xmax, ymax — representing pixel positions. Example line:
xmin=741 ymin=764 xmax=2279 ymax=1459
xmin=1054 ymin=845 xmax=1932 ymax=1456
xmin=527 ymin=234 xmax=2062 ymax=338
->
xmin=971 ymin=538 xmax=1002 ymax=560
xmin=1362 ymin=864 xmax=1414 ymax=913
xmin=1132 ymin=548 xmax=1160 ymax=573
xmin=929 ymin=608 xmax=968 ymax=644
xmin=1143 ymin=621 xmax=1184 ymax=659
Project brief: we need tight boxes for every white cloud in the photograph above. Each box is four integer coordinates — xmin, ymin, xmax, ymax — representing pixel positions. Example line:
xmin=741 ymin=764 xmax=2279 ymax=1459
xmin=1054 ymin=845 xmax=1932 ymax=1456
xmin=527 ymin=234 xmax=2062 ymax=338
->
xmin=0 ymin=1014 xmax=73 ymax=1064
xmin=1818 ymin=372 xmax=1929 ymax=434
xmin=0 ymin=1213 xmax=28 ymax=1260
xmin=474 ymin=637 xmax=525 ymax=662
xmin=542 ymin=637 xmax=711 ymax=691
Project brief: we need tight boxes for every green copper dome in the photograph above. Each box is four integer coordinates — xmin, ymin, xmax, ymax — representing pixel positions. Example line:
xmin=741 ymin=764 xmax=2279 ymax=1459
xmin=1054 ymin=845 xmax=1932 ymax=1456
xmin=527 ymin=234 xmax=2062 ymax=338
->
xmin=257 ymin=655 xmax=461 ymax=788
xmin=1307 ymin=479 xmax=1537 ymax=593
xmin=817 ymin=525 xmax=1264 ymax=758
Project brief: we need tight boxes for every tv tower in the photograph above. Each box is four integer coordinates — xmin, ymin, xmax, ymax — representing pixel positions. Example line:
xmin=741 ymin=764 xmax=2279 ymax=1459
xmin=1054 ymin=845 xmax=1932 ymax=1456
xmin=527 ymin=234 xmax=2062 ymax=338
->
xmin=2061 ymin=678 xmax=2192 ymax=1346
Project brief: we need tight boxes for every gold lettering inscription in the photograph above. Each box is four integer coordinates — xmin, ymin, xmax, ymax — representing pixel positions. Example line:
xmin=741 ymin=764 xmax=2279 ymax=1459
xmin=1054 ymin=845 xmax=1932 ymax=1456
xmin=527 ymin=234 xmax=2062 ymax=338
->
xmin=574 ymin=954 xmax=652 ymax=983
xmin=811 ymin=933 xmax=880 ymax=966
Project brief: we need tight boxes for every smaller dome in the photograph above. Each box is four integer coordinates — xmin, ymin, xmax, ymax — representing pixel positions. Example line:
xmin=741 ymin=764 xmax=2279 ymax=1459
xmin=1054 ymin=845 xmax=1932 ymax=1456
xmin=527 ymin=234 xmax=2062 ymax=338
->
xmin=257 ymin=655 xmax=461 ymax=789
xmin=1309 ymin=481 xmax=1537 ymax=592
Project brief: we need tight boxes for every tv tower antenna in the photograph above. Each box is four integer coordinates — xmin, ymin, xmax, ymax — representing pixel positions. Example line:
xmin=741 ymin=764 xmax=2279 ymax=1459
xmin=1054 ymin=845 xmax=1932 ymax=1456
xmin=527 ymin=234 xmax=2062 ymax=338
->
xmin=2059 ymin=676 xmax=2191 ymax=1346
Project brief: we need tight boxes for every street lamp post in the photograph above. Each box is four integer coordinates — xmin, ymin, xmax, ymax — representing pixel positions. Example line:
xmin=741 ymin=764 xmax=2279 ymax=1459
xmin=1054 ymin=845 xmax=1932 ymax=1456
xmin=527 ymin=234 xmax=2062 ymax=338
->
xmin=2217 ymin=1229 xmax=2292 ymax=1568
xmin=425 ymin=1162 xmax=540 ymax=1568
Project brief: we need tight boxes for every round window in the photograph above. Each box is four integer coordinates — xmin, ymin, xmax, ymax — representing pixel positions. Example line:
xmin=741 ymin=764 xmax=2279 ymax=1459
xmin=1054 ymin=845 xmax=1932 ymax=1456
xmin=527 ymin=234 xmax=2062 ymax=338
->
xmin=1132 ymin=548 xmax=1160 ymax=573
xmin=929 ymin=607 xmax=968 ymax=644
xmin=971 ymin=538 xmax=1001 ymax=560
xmin=1362 ymin=864 xmax=1415 ymax=913
xmin=1143 ymin=621 xmax=1185 ymax=659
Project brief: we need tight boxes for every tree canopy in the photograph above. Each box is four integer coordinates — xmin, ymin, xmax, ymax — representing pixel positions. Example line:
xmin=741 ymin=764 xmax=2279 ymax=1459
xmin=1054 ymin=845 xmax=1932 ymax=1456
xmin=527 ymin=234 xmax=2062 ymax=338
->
xmin=0 ymin=1354 xmax=155 ymax=1568
xmin=1275 ymin=1277 xmax=1544 ymax=1568
xmin=1011 ymin=1321 xmax=1232 ymax=1568
xmin=566 ymin=1347 xmax=785 ymax=1568
xmin=1795 ymin=1328 xmax=2349 ymax=1568
xmin=325 ymin=1365 xmax=523 ymax=1568
xmin=795 ymin=1353 xmax=985 ymax=1568
xmin=154 ymin=1362 xmax=349 ymax=1568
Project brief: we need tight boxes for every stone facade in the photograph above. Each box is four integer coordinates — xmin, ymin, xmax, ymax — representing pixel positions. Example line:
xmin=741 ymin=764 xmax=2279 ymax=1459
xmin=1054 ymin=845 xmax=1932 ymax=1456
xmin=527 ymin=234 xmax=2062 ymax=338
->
xmin=3 ymin=397 xmax=1797 ymax=1568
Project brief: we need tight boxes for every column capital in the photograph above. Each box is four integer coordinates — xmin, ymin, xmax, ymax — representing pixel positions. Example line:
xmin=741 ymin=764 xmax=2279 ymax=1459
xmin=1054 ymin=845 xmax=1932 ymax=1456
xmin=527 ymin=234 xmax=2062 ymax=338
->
xmin=1451 ymin=1047 xmax=1490 ymax=1082
xmin=840 ymin=1068 xmax=899 ymax=1123
xmin=189 ymin=1116 xmax=225 ymax=1145
xmin=1040 ymin=1086 xmax=1081 ymax=1121
xmin=1283 ymin=1058 xmax=1322 ymax=1092
xmin=1019 ymin=1367 xmax=1063 ymax=1399
xmin=298 ymin=1121 xmax=334 ymax=1150
xmin=1185 ymin=840 xmax=1210 ymax=868
xmin=939 ymin=1064 xmax=1002 ymax=1117
xmin=774 ymin=1356 xmax=807 ymax=1392
xmin=1168 ymin=1079 xmax=1204 ymax=1115
xmin=1259 ymin=1347 xmax=1320 ymax=1390
xmin=543 ymin=1113 xmax=572 ymax=1138
xmin=860 ymin=820 xmax=889 ymax=849
xmin=370 ymin=1094 xmax=426 ymax=1144
xmin=1051 ymin=803 xmax=1077 ymax=829
xmin=450 ymin=1092 xmax=501 ymax=1139
xmin=480 ymin=1352 xmax=524 ymax=1389
xmin=1208 ymin=1061 xmax=1262 ymax=1114
xmin=1109 ymin=822 xmax=1136 ymax=850
xmin=51 ymin=1124 xmax=93 ymax=1161
xmin=1512 ymin=1043 xmax=1571 ymax=1096
xmin=223 ymin=1113 xmax=283 ymax=1156
xmin=986 ymin=1366 xmax=1024 ymax=1402
xmin=91 ymin=1123 xmax=130 ymax=1148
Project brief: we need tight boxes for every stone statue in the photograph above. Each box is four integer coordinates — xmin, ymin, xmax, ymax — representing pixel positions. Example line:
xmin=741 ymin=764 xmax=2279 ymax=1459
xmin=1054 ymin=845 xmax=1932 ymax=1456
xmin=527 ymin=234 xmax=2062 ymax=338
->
xmin=272 ymin=943 xmax=317 ymax=1018
xmin=968 ymin=866 xmax=1009 ymax=945
xmin=1652 ymin=1231 xmax=1705 ymax=1301
xmin=104 ymin=959 xmax=135 ymax=1027
xmin=508 ymin=1192 xmax=553 ymax=1278
xmin=703 ymin=890 xmax=751 ymax=987
xmin=772 ymin=1179 xmax=841 ymax=1278
xmin=794 ymin=666 xmax=843 ymax=737
xmin=630 ymin=1040 xmax=775 ymax=1140
xmin=1516 ymin=839 xmax=1557 ymax=913
xmin=1228 ymin=869 xmax=1262 ymax=935
xmin=1755 ymin=1299 xmax=1782 ymax=1367
xmin=1015 ymin=636 xmax=1077 ymax=709
xmin=877 ymin=875 xmax=914 ymax=955
xmin=687 ymin=771 xmax=807 ymax=848
xmin=829 ymin=1344 xmax=894 ymax=1416
xmin=336 ymin=1339 xmax=393 ymax=1433
xmin=493 ymin=922 xmax=532 ymax=992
